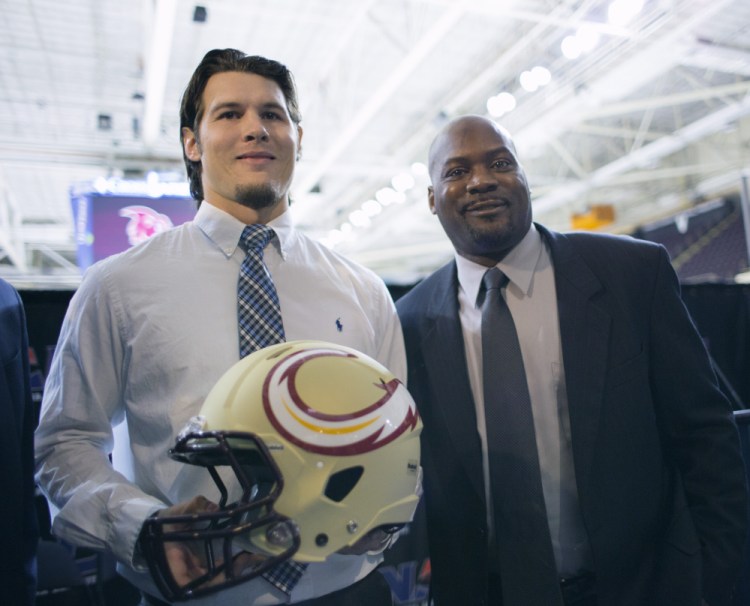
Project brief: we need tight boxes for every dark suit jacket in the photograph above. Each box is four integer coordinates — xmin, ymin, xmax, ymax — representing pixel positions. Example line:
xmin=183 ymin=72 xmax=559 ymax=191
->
xmin=396 ymin=225 xmax=747 ymax=606
xmin=0 ymin=279 xmax=38 ymax=605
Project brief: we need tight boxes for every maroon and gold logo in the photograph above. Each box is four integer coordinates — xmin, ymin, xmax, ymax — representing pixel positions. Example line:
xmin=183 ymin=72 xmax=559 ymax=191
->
xmin=262 ymin=346 xmax=419 ymax=455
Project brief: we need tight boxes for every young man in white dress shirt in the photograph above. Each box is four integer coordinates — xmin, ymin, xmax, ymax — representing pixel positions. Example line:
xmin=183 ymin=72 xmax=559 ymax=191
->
xmin=35 ymin=49 xmax=405 ymax=606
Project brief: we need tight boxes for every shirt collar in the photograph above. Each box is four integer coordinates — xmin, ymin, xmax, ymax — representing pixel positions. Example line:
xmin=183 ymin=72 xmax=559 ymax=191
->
xmin=455 ymin=223 xmax=543 ymax=308
xmin=194 ymin=201 xmax=293 ymax=260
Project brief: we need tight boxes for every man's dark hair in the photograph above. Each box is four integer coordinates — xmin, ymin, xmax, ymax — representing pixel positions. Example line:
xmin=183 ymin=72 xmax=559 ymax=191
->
xmin=179 ymin=49 xmax=302 ymax=203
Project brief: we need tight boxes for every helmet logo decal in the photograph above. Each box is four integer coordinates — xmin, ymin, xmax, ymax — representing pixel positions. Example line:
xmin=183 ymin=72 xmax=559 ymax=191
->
xmin=262 ymin=347 xmax=419 ymax=456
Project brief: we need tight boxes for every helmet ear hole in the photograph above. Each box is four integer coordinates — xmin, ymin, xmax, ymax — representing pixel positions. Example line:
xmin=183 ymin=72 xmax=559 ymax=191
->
xmin=324 ymin=466 xmax=364 ymax=502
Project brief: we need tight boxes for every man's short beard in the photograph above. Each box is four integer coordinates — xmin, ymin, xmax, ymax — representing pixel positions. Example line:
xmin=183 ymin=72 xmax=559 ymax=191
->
xmin=234 ymin=184 xmax=279 ymax=210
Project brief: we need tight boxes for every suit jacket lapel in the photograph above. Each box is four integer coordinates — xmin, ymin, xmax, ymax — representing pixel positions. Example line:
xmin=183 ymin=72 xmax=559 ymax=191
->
xmin=539 ymin=225 xmax=610 ymax=499
xmin=420 ymin=262 xmax=485 ymax=498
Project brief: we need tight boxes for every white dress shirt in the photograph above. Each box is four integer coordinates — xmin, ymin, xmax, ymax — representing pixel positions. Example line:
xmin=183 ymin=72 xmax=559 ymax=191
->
xmin=454 ymin=224 xmax=592 ymax=577
xmin=35 ymin=201 xmax=407 ymax=604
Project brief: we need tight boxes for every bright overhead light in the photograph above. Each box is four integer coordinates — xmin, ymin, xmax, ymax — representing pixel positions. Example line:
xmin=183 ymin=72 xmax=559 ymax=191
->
xmin=562 ymin=25 xmax=600 ymax=61
xmin=487 ymin=92 xmax=516 ymax=117
xmin=531 ymin=66 xmax=551 ymax=86
xmin=376 ymin=187 xmax=405 ymax=206
xmin=576 ymin=25 xmax=600 ymax=52
xmin=520 ymin=71 xmax=539 ymax=92
xmin=392 ymin=171 xmax=415 ymax=192
xmin=349 ymin=209 xmax=371 ymax=227
xmin=362 ymin=199 xmax=383 ymax=216
xmin=411 ymin=162 xmax=428 ymax=176
xmin=561 ymin=35 xmax=582 ymax=59
xmin=608 ymin=0 xmax=644 ymax=27
xmin=520 ymin=66 xmax=552 ymax=92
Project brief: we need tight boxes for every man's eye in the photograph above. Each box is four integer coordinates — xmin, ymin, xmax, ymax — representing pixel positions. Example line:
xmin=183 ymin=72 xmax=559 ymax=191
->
xmin=262 ymin=111 xmax=282 ymax=120
xmin=219 ymin=111 xmax=240 ymax=119
xmin=445 ymin=168 xmax=466 ymax=178
xmin=492 ymin=160 xmax=511 ymax=169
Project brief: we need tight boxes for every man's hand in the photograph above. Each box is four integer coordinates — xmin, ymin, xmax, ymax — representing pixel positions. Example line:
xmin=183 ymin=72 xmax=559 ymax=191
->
xmin=155 ymin=495 xmax=220 ymax=587
xmin=142 ymin=496 xmax=268 ymax=599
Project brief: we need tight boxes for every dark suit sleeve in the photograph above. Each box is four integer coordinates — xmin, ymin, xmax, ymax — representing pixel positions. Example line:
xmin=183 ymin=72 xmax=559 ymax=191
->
xmin=647 ymin=247 xmax=747 ymax=605
xmin=0 ymin=282 xmax=39 ymax=606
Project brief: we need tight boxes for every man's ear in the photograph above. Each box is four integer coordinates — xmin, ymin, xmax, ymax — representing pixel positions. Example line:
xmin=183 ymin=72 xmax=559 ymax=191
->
xmin=296 ymin=124 xmax=304 ymax=161
xmin=182 ymin=127 xmax=201 ymax=161
xmin=428 ymin=186 xmax=437 ymax=215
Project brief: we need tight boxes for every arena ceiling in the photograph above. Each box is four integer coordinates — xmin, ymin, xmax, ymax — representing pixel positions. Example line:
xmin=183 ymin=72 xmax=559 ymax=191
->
xmin=1 ymin=0 xmax=749 ymax=288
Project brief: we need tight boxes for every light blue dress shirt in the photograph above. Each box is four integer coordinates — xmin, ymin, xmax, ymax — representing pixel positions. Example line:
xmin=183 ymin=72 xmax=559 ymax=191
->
xmin=35 ymin=201 xmax=406 ymax=604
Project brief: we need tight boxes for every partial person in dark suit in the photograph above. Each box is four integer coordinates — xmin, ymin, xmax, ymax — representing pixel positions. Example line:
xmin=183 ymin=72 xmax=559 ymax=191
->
xmin=396 ymin=114 xmax=747 ymax=606
xmin=0 ymin=277 xmax=38 ymax=605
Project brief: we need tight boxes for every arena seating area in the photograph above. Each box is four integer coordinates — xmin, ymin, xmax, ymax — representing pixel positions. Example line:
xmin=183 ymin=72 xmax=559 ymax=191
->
xmin=634 ymin=196 xmax=749 ymax=283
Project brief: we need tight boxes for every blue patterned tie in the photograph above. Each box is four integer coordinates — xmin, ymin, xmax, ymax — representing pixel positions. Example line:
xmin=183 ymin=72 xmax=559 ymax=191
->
xmin=238 ymin=224 xmax=285 ymax=358
xmin=237 ymin=225 xmax=306 ymax=594
xmin=481 ymin=268 xmax=562 ymax=605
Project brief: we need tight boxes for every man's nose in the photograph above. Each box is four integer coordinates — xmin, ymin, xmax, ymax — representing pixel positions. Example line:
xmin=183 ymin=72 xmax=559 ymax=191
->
xmin=243 ymin=117 xmax=269 ymax=142
xmin=467 ymin=167 xmax=498 ymax=193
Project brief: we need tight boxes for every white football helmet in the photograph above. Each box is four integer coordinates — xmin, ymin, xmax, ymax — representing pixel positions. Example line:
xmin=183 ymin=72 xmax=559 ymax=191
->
xmin=141 ymin=340 xmax=421 ymax=600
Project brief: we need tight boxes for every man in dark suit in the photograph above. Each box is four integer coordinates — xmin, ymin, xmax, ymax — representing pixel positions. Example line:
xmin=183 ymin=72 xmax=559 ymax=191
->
xmin=0 ymin=277 xmax=38 ymax=605
xmin=396 ymin=115 xmax=747 ymax=606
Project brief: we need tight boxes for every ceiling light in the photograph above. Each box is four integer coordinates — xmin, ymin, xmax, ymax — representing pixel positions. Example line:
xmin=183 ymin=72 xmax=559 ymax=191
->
xmin=575 ymin=26 xmax=600 ymax=52
xmin=521 ymin=66 xmax=552 ymax=92
xmin=362 ymin=199 xmax=383 ymax=216
xmin=531 ymin=66 xmax=551 ymax=86
xmin=487 ymin=92 xmax=516 ymax=117
xmin=561 ymin=35 xmax=582 ymax=59
xmin=520 ymin=71 xmax=539 ymax=92
xmin=376 ymin=187 xmax=400 ymax=206
xmin=349 ymin=209 xmax=371 ymax=228
xmin=608 ymin=0 xmax=644 ymax=27
xmin=392 ymin=172 xmax=415 ymax=192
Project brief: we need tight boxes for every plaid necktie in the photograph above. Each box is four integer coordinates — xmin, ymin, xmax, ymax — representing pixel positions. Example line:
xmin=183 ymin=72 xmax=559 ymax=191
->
xmin=237 ymin=225 xmax=307 ymax=594
xmin=481 ymin=268 xmax=563 ymax=604
xmin=238 ymin=224 xmax=285 ymax=357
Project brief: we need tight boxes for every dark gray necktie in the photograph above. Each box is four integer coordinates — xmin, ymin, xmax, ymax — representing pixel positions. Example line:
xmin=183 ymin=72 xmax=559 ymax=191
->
xmin=481 ymin=267 xmax=562 ymax=605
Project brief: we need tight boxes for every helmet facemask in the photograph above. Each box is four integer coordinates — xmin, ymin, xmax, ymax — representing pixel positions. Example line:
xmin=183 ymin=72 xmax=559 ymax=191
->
xmin=140 ymin=430 xmax=300 ymax=601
